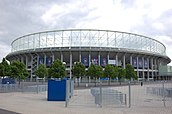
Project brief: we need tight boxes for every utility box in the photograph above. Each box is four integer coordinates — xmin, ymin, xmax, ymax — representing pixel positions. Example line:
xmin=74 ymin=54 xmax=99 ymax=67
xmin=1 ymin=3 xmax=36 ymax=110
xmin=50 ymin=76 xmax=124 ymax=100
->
xmin=47 ymin=79 xmax=73 ymax=101
xmin=47 ymin=79 xmax=66 ymax=101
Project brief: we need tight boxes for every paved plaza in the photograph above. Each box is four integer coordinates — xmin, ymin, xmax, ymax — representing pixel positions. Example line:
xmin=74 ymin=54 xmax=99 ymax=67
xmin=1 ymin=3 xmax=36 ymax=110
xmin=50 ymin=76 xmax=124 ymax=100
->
xmin=0 ymin=84 xmax=172 ymax=114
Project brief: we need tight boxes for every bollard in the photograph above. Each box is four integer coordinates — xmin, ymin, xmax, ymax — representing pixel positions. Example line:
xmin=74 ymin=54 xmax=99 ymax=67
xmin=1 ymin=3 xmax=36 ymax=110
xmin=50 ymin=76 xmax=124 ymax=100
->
xmin=99 ymin=82 xmax=102 ymax=108
xmin=65 ymin=80 xmax=69 ymax=107
xmin=162 ymin=81 xmax=166 ymax=107
xmin=128 ymin=81 xmax=131 ymax=108
xmin=125 ymin=94 xmax=127 ymax=106
xmin=141 ymin=81 xmax=143 ymax=86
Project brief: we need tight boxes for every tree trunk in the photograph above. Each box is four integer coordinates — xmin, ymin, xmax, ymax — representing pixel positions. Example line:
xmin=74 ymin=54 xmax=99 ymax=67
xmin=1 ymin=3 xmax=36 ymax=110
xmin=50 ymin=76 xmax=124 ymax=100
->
xmin=18 ymin=78 xmax=21 ymax=85
xmin=119 ymin=79 xmax=121 ymax=85
xmin=77 ymin=77 xmax=80 ymax=87
xmin=108 ymin=77 xmax=110 ymax=86
xmin=94 ymin=78 xmax=97 ymax=87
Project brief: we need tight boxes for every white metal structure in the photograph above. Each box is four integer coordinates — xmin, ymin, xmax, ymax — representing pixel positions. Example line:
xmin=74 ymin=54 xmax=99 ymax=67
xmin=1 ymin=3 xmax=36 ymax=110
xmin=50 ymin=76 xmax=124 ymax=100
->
xmin=11 ymin=29 xmax=166 ymax=55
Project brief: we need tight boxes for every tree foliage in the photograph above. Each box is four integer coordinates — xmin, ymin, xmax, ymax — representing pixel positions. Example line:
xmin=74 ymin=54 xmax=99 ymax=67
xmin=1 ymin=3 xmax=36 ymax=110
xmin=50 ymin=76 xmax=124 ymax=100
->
xmin=104 ymin=64 xmax=118 ymax=85
xmin=87 ymin=64 xmax=97 ymax=79
xmin=113 ymin=66 xmax=119 ymax=79
xmin=48 ymin=59 xmax=66 ymax=79
xmin=72 ymin=62 xmax=85 ymax=78
xmin=35 ymin=64 xmax=48 ymax=79
xmin=72 ymin=62 xmax=85 ymax=86
xmin=0 ymin=58 xmax=10 ymax=78
xmin=0 ymin=63 xmax=4 ymax=77
xmin=125 ymin=64 xmax=137 ymax=80
xmin=10 ymin=60 xmax=29 ymax=84
xmin=118 ymin=67 xmax=126 ymax=84
xmin=95 ymin=65 xmax=103 ymax=79
xmin=87 ymin=64 xmax=103 ymax=86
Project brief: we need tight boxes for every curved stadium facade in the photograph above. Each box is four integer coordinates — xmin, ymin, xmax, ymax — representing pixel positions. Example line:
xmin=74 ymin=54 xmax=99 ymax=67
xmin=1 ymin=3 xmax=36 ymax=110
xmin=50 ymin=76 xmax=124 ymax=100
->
xmin=6 ymin=29 xmax=171 ymax=80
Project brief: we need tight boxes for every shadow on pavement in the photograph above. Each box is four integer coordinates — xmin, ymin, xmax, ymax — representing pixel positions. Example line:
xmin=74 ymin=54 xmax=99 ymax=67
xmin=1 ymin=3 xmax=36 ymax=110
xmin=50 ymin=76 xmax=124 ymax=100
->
xmin=0 ymin=108 xmax=21 ymax=114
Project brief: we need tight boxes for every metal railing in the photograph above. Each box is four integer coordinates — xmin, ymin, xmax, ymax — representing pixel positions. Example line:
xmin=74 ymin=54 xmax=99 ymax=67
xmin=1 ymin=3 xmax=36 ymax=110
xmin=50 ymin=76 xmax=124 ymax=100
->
xmin=90 ymin=87 xmax=127 ymax=107
xmin=147 ymin=87 xmax=172 ymax=98
xmin=0 ymin=84 xmax=47 ymax=93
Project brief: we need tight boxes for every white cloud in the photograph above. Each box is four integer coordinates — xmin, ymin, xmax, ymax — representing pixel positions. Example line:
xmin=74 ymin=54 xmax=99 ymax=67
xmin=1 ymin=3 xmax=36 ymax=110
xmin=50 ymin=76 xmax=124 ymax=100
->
xmin=41 ymin=5 xmax=65 ymax=23
xmin=75 ymin=0 xmax=145 ymax=31
xmin=1 ymin=0 xmax=172 ymax=65
xmin=134 ymin=0 xmax=172 ymax=20
xmin=0 ymin=41 xmax=10 ymax=62
xmin=152 ymin=22 xmax=164 ymax=30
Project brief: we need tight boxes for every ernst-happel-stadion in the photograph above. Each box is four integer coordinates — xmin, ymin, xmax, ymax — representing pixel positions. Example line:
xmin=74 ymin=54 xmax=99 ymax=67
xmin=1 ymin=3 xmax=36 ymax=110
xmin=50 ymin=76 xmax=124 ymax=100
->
xmin=6 ymin=29 xmax=171 ymax=80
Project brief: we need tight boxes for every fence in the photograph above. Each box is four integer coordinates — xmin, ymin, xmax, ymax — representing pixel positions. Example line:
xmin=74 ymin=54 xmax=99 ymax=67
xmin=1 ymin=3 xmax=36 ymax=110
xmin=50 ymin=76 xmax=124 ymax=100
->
xmin=0 ymin=83 xmax=47 ymax=93
xmin=0 ymin=79 xmax=172 ymax=108
xmin=90 ymin=87 xmax=126 ymax=107
xmin=68 ymin=80 xmax=172 ymax=108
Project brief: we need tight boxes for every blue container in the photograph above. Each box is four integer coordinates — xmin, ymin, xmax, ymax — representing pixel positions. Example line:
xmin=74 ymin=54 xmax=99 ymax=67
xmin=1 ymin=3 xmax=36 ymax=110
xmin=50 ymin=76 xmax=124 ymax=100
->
xmin=47 ymin=79 xmax=66 ymax=101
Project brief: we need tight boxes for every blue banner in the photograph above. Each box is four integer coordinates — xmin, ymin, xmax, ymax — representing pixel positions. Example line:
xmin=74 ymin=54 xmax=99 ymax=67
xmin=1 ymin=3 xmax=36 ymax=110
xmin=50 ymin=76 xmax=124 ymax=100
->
xmin=101 ymin=57 xmax=107 ymax=66
xmin=91 ymin=58 xmax=98 ymax=65
xmin=46 ymin=57 xmax=52 ymax=66
xmin=138 ymin=58 xmax=143 ymax=68
xmin=82 ymin=57 xmax=89 ymax=66
xmin=144 ymin=59 xmax=148 ymax=68
xmin=132 ymin=58 xmax=137 ymax=68
xmin=39 ymin=57 xmax=44 ymax=64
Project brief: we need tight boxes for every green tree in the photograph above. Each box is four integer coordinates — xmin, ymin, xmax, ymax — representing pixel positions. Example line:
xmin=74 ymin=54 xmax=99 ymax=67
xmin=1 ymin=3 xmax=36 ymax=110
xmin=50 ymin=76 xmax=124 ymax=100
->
xmin=125 ymin=64 xmax=137 ymax=81
xmin=104 ymin=65 xmax=118 ymax=85
xmin=72 ymin=62 xmax=86 ymax=86
xmin=0 ymin=58 xmax=10 ymax=78
xmin=95 ymin=65 xmax=103 ymax=80
xmin=35 ymin=64 xmax=48 ymax=83
xmin=87 ymin=64 xmax=96 ymax=81
xmin=10 ymin=60 xmax=29 ymax=85
xmin=0 ymin=63 xmax=4 ymax=78
xmin=48 ymin=59 xmax=66 ymax=79
xmin=85 ymin=70 xmax=90 ymax=83
xmin=118 ymin=67 xmax=126 ymax=85
xmin=95 ymin=65 xmax=103 ymax=86
xmin=113 ymin=66 xmax=119 ymax=80
xmin=87 ymin=64 xmax=103 ymax=86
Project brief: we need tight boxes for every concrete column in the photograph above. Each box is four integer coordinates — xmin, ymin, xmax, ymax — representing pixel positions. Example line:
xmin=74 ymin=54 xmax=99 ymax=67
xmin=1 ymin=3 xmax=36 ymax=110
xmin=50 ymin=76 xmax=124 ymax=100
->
xmin=151 ymin=58 xmax=154 ymax=79
xmin=107 ymin=53 xmax=109 ymax=64
xmin=98 ymin=52 xmax=101 ymax=66
xmin=130 ymin=55 xmax=132 ymax=65
xmin=137 ymin=56 xmax=139 ymax=79
xmin=116 ymin=54 xmax=118 ymax=66
xmin=44 ymin=54 xmax=46 ymax=65
xmin=151 ymin=58 xmax=153 ymax=70
xmin=123 ymin=54 xmax=126 ymax=69
xmin=154 ymin=59 xmax=157 ymax=78
xmin=61 ymin=52 xmax=63 ymax=62
xmin=70 ymin=52 xmax=72 ymax=79
xmin=142 ymin=57 xmax=144 ymax=80
xmin=30 ymin=54 xmax=33 ymax=81
xmin=147 ymin=58 xmax=150 ymax=81
xmin=79 ymin=52 xmax=81 ymax=62
xmin=89 ymin=53 xmax=91 ymax=66
xmin=52 ymin=53 xmax=55 ymax=62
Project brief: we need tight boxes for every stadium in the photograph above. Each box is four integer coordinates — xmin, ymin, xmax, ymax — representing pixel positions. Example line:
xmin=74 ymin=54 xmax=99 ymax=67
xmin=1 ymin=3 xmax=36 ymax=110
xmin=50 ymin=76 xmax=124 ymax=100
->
xmin=6 ymin=29 xmax=171 ymax=81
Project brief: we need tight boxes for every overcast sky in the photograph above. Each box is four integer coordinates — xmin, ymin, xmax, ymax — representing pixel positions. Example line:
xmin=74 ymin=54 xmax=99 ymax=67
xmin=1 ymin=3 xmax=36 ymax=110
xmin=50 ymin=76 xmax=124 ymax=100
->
xmin=0 ymin=0 xmax=172 ymax=64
